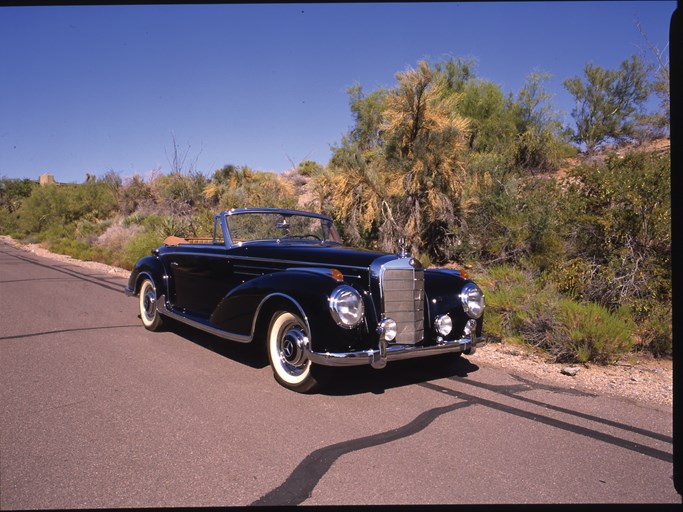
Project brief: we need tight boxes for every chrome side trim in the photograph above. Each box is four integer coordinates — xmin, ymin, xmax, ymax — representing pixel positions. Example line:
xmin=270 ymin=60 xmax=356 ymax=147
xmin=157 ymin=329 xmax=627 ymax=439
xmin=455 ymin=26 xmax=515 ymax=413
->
xmin=306 ymin=335 xmax=484 ymax=368
xmin=154 ymin=292 xmax=311 ymax=345
xmin=156 ymin=295 xmax=251 ymax=343
xmin=156 ymin=250 xmax=369 ymax=272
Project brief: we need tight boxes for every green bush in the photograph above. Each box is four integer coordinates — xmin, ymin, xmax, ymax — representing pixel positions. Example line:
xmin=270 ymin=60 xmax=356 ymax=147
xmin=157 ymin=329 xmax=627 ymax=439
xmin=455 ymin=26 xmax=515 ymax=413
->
xmin=554 ymin=300 xmax=635 ymax=364
xmin=152 ymin=170 xmax=209 ymax=215
xmin=479 ymin=265 xmax=559 ymax=346
xmin=122 ymin=211 xmax=146 ymax=227
xmin=47 ymin=238 xmax=95 ymax=261
xmin=479 ymin=263 xmax=639 ymax=364
xmin=631 ymin=300 xmax=671 ymax=357
xmin=120 ymin=229 xmax=164 ymax=269
xmin=460 ymin=168 xmax=564 ymax=270
xmin=0 ymin=177 xmax=36 ymax=215
xmin=0 ymin=210 xmax=18 ymax=235
xmin=14 ymin=181 xmax=116 ymax=237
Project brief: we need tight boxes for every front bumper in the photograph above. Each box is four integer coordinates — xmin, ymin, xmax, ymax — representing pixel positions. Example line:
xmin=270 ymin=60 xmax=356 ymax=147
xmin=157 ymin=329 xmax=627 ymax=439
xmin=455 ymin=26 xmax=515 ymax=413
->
xmin=306 ymin=334 xmax=484 ymax=369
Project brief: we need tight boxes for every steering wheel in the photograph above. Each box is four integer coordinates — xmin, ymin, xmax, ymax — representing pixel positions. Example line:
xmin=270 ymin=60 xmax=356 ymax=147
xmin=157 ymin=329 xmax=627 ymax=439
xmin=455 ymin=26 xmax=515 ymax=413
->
xmin=286 ymin=233 xmax=322 ymax=241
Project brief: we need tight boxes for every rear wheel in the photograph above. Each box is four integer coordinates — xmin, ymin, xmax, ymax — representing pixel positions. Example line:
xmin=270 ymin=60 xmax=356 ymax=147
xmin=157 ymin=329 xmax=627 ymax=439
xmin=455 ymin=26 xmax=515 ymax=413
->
xmin=139 ymin=278 xmax=165 ymax=331
xmin=267 ymin=310 xmax=322 ymax=393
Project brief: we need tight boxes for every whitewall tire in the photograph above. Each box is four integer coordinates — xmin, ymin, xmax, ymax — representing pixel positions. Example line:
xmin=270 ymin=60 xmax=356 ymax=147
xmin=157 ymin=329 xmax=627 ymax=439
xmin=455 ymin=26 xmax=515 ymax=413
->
xmin=267 ymin=310 xmax=320 ymax=393
xmin=139 ymin=278 xmax=165 ymax=331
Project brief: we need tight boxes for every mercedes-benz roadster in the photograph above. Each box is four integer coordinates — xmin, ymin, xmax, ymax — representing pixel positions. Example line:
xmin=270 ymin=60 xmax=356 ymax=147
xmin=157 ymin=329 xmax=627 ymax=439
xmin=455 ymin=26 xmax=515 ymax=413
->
xmin=126 ymin=207 xmax=485 ymax=392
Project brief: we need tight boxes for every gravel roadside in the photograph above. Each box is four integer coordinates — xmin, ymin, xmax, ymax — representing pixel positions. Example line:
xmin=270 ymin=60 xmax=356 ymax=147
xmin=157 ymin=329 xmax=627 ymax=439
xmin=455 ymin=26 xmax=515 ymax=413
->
xmin=1 ymin=235 xmax=672 ymax=409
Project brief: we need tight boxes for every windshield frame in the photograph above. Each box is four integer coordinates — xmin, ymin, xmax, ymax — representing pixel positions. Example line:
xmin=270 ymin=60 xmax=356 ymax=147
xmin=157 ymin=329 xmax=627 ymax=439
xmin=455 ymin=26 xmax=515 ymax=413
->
xmin=218 ymin=208 xmax=341 ymax=248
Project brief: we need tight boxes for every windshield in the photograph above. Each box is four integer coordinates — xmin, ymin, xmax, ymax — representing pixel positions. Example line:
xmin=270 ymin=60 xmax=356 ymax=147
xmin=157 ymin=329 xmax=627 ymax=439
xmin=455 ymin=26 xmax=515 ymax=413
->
xmin=226 ymin=211 xmax=341 ymax=245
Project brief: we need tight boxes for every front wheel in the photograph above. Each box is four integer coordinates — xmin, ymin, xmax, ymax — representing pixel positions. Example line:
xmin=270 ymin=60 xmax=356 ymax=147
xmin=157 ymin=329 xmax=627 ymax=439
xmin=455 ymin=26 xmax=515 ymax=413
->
xmin=267 ymin=310 xmax=323 ymax=393
xmin=138 ymin=278 xmax=165 ymax=331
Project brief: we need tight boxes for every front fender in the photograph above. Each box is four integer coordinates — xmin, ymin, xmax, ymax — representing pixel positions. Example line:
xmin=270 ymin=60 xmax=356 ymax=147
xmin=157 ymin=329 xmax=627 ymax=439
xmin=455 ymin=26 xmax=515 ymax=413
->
xmin=210 ymin=270 xmax=376 ymax=353
xmin=425 ymin=268 xmax=483 ymax=339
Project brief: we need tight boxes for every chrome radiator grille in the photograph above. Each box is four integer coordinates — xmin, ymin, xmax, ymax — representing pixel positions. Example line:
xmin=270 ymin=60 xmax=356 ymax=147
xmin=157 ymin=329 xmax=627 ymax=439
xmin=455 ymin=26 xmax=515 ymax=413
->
xmin=381 ymin=265 xmax=425 ymax=344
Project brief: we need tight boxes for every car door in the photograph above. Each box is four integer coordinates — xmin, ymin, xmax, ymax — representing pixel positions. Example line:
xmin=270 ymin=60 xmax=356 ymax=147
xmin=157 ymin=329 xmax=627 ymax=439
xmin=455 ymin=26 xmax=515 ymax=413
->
xmin=163 ymin=246 xmax=235 ymax=318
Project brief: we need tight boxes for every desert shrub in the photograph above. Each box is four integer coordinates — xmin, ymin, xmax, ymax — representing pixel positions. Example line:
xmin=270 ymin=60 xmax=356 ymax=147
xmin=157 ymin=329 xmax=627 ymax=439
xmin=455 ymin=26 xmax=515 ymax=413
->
xmin=204 ymin=165 xmax=297 ymax=211
xmin=120 ymin=229 xmax=165 ymax=270
xmin=560 ymin=151 xmax=670 ymax=286
xmin=631 ymin=299 xmax=671 ymax=357
xmin=47 ymin=238 xmax=95 ymax=261
xmin=152 ymin=170 xmax=209 ymax=215
xmin=479 ymin=264 xmax=638 ymax=364
xmin=33 ymin=223 xmax=73 ymax=242
xmin=96 ymin=220 xmax=143 ymax=261
xmin=296 ymin=160 xmax=324 ymax=177
xmin=122 ymin=211 xmax=147 ymax=227
xmin=74 ymin=218 xmax=112 ymax=243
xmin=189 ymin=207 xmax=216 ymax=238
xmin=460 ymin=167 xmax=564 ymax=270
xmin=546 ymin=257 xmax=593 ymax=301
xmin=550 ymin=149 xmax=671 ymax=357
xmin=120 ymin=174 xmax=156 ymax=215
xmin=553 ymin=300 xmax=635 ymax=364
xmin=0 ymin=177 xmax=37 ymax=234
xmin=157 ymin=216 xmax=191 ymax=238
xmin=478 ymin=265 xmax=559 ymax=346
xmin=0 ymin=177 xmax=35 ymax=214
xmin=14 ymin=181 xmax=116 ymax=237
xmin=0 ymin=210 xmax=18 ymax=235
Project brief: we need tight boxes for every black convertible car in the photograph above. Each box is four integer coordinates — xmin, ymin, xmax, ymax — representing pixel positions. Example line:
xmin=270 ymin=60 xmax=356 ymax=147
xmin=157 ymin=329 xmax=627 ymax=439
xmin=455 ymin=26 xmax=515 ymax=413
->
xmin=126 ymin=207 xmax=485 ymax=392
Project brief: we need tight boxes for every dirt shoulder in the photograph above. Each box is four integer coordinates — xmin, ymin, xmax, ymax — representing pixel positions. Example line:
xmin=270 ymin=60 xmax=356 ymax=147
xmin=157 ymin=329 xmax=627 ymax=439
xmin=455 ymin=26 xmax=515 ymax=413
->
xmin=1 ymin=235 xmax=672 ymax=409
xmin=475 ymin=342 xmax=672 ymax=409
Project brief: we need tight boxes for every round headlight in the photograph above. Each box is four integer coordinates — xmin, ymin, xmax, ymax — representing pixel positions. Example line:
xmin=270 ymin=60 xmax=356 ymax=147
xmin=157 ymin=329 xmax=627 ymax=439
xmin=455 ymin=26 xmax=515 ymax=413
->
xmin=329 ymin=285 xmax=364 ymax=328
xmin=460 ymin=283 xmax=485 ymax=319
xmin=378 ymin=318 xmax=397 ymax=341
xmin=434 ymin=314 xmax=453 ymax=336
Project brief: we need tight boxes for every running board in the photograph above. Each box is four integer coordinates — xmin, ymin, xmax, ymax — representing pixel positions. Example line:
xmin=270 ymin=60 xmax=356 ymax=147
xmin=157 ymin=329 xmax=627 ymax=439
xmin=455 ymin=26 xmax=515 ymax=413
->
xmin=156 ymin=295 xmax=251 ymax=343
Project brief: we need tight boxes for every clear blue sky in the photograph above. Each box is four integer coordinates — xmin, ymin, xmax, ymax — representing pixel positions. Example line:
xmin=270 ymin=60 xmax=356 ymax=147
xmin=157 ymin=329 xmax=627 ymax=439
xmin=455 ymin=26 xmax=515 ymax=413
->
xmin=0 ymin=1 xmax=675 ymax=184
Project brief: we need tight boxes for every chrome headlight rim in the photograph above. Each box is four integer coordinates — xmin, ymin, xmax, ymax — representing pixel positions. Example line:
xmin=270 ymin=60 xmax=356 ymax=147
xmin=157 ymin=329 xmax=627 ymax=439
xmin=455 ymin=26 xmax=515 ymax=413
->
xmin=460 ymin=282 xmax=485 ymax=319
xmin=434 ymin=314 xmax=453 ymax=336
xmin=378 ymin=317 xmax=397 ymax=341
xmin=329 ymin=284 xmax=365 ymax=328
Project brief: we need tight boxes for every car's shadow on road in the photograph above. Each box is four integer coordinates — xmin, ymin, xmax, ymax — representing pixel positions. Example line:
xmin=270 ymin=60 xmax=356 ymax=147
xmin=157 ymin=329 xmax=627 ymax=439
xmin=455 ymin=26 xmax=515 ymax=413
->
xmin=164 ymin=318 xmax=269 ymax=370
xmin=161 ymin=318 xmax=480 ymax=394
xmin=318 ymin=355 xmax=480 ymax=396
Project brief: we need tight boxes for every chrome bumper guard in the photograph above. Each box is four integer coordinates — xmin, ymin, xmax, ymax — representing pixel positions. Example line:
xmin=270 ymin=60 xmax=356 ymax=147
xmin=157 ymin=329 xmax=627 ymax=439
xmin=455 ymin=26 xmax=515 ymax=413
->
xmin=305 ymin=335 xmax=484 ymax=370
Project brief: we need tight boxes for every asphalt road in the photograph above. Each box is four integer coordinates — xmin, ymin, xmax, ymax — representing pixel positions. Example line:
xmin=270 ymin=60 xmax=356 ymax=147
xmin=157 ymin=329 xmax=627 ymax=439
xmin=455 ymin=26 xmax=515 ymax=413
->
xmin=0 ymin=239 xmax=679 ymax=507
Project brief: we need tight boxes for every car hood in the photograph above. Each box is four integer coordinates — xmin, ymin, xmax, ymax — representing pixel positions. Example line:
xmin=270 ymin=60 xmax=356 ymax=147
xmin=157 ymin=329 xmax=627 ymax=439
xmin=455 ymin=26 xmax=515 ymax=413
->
xmin=226 ymin=242 xmax=393 ymax=270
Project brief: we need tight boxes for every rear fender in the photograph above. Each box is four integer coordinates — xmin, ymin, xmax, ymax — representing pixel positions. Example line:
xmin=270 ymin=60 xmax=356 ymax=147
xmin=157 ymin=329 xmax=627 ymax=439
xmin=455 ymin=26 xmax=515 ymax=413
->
xmin=126 ymin=256 xmax=169 ymax=298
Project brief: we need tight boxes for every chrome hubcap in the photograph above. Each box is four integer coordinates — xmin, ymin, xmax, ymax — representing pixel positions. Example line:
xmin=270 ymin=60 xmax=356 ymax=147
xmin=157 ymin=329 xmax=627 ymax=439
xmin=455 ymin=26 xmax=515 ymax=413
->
xmin=142 ymin=286 xmax=156 ymax=320
xmin=278 ymin=324 xmax=308 ymax=373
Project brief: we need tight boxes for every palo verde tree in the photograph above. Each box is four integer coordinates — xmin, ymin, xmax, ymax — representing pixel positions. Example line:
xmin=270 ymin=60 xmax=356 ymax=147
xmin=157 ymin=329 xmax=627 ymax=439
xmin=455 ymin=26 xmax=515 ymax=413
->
xmin=0 ymin=177 xmax=35 ymax=215
xmin=635 ymin=19 xmax=670 ymax=138
xmin=563 ymin=55 xmax=650 ymax=154
xmin=434 ymin=58 xmax=517 ymax=158
xmin=513 ymin=71 xmax=570 ymax=171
